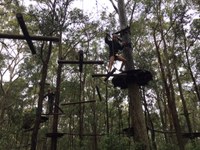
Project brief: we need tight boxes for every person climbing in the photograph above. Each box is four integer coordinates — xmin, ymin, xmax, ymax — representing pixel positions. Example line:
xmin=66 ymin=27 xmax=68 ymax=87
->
xmin=44 ymin=88 xmax=64 ymax=115
xmin=105 ymin=33 xmax=127 ymax=72
xmin=44 ymin=88 xmax=55 ymax=114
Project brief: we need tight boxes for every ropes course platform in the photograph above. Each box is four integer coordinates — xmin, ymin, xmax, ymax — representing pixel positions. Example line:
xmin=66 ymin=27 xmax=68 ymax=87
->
xmin=40 ymin=116 xmax=49 ymax=123
xmin=182 ymin=132 xmax=200 ymax=139
xmin=46 ymin=132 xmax=65 ymax=138
xmin=112 ymin=69 xmax=153 ymax=89
xmin=93 ymin=69 xmax=153 ymax=89
xmin=123 ymin=127 xmax=200 ymax=139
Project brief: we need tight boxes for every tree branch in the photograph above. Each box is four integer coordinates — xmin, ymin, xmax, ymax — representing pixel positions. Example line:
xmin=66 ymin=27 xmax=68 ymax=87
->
xmin=109 ymin=0 xmax=118 ymax=14
xmin=129 ymin=1 xmax=137 ymax=25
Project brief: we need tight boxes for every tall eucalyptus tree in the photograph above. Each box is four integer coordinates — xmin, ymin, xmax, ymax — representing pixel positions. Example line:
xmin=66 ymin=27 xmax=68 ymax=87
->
xmin=109 ymin=0 xmax=151 ymax=149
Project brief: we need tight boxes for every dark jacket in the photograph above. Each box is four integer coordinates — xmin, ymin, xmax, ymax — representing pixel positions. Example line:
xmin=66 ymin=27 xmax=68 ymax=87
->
xmin=105 ymin=35 xmax=123 ymax=57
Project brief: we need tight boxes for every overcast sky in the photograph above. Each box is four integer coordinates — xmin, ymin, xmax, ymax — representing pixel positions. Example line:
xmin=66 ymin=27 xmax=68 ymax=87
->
xmin=72 ymin=0 xmax=113 ymax=11
xmin=72 ymin=0 xmax=114 ymax=19
xmin=25 ymin=0 xmax=114 ymax=12
xmin=24 ymin=0 xmax=114 ymax=20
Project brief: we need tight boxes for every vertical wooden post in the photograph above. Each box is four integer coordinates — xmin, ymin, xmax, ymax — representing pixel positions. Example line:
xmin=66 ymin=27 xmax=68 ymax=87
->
xmin=51 ymin=49 xmax=103 ymax=149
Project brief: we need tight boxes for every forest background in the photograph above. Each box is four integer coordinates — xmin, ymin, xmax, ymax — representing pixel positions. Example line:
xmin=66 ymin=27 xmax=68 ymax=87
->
xmin=0 ymin=0 xmax=200 ymax=150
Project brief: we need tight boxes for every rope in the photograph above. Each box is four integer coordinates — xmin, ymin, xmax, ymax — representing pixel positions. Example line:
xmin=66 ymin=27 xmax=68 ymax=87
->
xmin=81 ymin=0 xmax=84 ymax=14
xmin=95 ymin=0 xmax=99 ymax=18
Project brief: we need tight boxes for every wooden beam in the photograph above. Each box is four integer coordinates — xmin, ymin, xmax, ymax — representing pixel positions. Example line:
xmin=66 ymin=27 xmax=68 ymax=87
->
xmin=92 ymin=74 xmax=109 ymax=77
xmin=46 ymin=132 xmax=64 ymax=138
xmin=58 ymin=50 xmax=104 ymax=73
xmin=96 ymin=86 xmax=102 ymax=101
xmin=79 ymin=50 xmax=83 ymax=72
xmin=61 ymin=100 xmax=96 ymax=106
xmin=41 ymin=113 xmax=64 ymax=116
xmin=16 ymin=13 xmax=36 ymax=55
xmin=58 ymin=60 xmax=104 ymax=65
xmin=92 ymin=73 xmax=126 ymax=77
xmin=58 ymin=50 xmax=104 ymax=65
xmin=104 ymin=67 xmax=116 ymax=81
xmin=61 ymin=132 xmax=106 ymax=136
xmin=182 ymin=132 xmax=200 ymax=139
xmin=0 ymin=33 xmax=60 ymax=42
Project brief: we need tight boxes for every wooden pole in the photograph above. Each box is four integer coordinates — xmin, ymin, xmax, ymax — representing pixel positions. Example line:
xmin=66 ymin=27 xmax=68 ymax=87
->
xmin=79 ymin=50 xmax=83 ymax=72
xmin=61 ymin=100 xmax=96 ymax=106
xmin=16 ymin=13 xmax=36 ymax=54
xmin=58 ymin=60 xmax=104 ymax=65
xmin=92 ymin=73 xmax=126 ymax=77
xmin=0 ymin=33 xmax=60 ymax=42
xmin=58 ymin=50 xmax=104 ymax=67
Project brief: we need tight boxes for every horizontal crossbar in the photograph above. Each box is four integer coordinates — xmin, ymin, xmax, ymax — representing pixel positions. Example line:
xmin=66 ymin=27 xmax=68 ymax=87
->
xmin=59 ymin=132 xmax=106 ymax=136
xmin=61 ymin=100 xmax=96 ymax=106
xmin=0 ymin=33 xmax=60 ymax=42
xmin=41 ymin=113 xmax=64 ymax=115
xmin=92 ymin=73 xmax=126 ymax=77
xmin=58 ymin=60 xmax=104 ymax=64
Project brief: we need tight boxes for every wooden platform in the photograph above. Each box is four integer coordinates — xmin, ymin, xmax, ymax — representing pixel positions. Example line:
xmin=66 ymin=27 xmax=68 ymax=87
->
xmin=123 ymin=127 xmax=200 ymax=139
xmin=46 ymin=132 xmax=64 ymax=138
xmin=123 ymin=127 xmax=134 ymax=137
xmin=182 ymin=132 xmax=200 ymax=139
xmin=40 ymin=116 xmax=49 ymax=123
xmin=111 ymin=69 xmax=153 ymax=89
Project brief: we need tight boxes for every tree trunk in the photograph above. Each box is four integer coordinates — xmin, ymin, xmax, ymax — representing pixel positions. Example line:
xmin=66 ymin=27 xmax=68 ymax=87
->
xmin=161 ymin=26 xmax=185 ymax=150
xmin=92 ymin=84 xmax=98 ymax=150
xmin=142 ymin=88 xmax=157 ymax=150
xmin=155 ymin=89 xmax=169 ymax=143
xmin=173 ymin=56 xmax=192 ymax=133
xmin=170 ymin=8 xmax=193 ymax=135
xmin=105 ymin=83 xmax=110 ymax=134
xmin=153 ymin=26 xmax=184 ymax=150
xmin=51 ymin=63 xmax=62 ymax=150
xmin=79 ymin=73 xmax=85 ymax=148
xmin=51 ymin=30 xmax=62 ymax=150
xmin=183 ymin=38 xmax=200 ymax=102
xmin=31 ymin=42 xmax=53 ymax=150
xmin=117 ymin=0 xmax=150 ymax=149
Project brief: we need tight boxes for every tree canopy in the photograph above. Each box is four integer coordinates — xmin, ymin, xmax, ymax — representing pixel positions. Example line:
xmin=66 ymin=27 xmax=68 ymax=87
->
xmin=0 ymin=0 xmax=200 ymax=150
